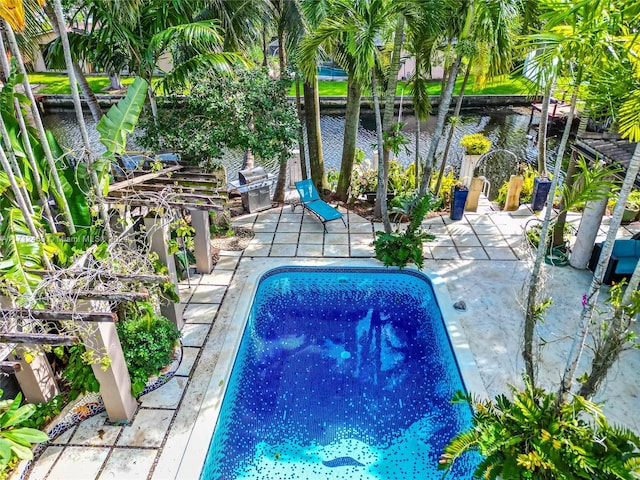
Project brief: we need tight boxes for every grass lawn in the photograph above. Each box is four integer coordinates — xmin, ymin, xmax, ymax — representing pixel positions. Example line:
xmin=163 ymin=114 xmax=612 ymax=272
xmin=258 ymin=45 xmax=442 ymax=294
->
xmin=30 ymin=72 xmax=535 ymax=97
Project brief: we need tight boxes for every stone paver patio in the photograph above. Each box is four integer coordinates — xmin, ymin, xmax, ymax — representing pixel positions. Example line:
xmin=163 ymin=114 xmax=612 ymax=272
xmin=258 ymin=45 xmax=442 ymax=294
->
xmin=21 ymin=196 xmax=640 ymax=479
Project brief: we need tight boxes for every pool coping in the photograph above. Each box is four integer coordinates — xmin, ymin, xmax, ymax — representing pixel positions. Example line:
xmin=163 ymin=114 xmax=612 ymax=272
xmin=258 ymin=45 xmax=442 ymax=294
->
xmin=159 ymin=257 xmax=486 ymax=479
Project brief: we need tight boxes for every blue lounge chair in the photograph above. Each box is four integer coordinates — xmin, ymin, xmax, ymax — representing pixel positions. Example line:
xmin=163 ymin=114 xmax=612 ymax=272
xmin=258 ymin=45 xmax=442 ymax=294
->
xmin=294 ymin=179 xmax=346 ymax=231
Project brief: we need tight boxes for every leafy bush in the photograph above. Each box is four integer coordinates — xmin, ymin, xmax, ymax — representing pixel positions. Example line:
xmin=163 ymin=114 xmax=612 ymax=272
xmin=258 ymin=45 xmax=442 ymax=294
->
xmin=0 ymin=391 xmax=49 ymax=475
xmin=116 ymin=302 xmax=181 ymax=396
xmin=460 ymin=133 xmax=491 ymax=155
xmin=388 ymin=160 xmax=416 ymax=195
xmin=61 ymin=344 xmax=101 ymax=401
xmin=430 ymin=170 xmax=459 ymax=209
xmin=440 ymin=379 xmax=640 ymax=479
xmin=350 ymin=158 xmax=378 ymax=198
xmin=495 ymin=165 xmax=537 ymax=208
xmin=374 ymin=193 xmax=439 ymax=269
xmin=21 ymin=395 xmax=64 ymax=431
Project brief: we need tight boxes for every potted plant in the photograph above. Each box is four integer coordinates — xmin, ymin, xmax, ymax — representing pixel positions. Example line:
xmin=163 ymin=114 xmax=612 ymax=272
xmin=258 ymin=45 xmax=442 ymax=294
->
xmin=622 ymin=190 xmax=640 ymax=223
xmin=450 ymin=183 xmax=469 ymax=221
xmin=460 ymin=133 xmax=492 ymax=156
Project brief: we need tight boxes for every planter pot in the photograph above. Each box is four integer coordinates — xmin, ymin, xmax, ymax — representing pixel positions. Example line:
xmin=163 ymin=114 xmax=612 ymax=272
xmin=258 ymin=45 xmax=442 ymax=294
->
xmin=459 ymin=154 xmax=482 ymax=187
xmin=531 ymin=177 xmax=552 ymax=211
xmin=622 ymin=205 xmax=639 ymax=224
xmin=450 ymin=188 xmax=469 ymax=221
xmin=364 ymin=192 xmax=395 ymax=202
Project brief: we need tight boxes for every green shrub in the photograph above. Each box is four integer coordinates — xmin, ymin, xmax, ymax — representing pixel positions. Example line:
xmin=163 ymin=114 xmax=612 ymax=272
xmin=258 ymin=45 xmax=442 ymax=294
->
xmin=374 ymin=193 xmax=439 ymax=269
xmin=460 ymin=133 xmax=491 ymax=155
xmin=61 ymin=344 xmax=101 ymax=401
xmin=440 ymin=378 xmax=640 ymax=479
xmin=116 ymin=303 xmax=181 ymax=396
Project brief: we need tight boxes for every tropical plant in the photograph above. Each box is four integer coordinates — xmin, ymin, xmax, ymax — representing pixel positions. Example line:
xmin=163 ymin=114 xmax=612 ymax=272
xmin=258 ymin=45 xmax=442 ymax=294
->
xmin=373 ymin=193 xmax=439 ymax=269
xmin=116 ymin=302 xmax=181 ymax=397
xmin=0 ymin=391 xmax=49 ymax=473
xmin=440 ymin=379 xmax=640 ymax=479
xmin=460 ymin=133 xmax=491 ymax=155
xmin=61 ymin=344 xmax=101 ymax=402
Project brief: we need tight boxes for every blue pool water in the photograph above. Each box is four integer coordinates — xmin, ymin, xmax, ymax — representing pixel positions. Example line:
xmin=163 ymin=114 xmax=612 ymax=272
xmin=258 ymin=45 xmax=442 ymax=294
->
xmin=201 ymin=267 xmax=479 ymax=479
xmin=318 ymin=66 xmax=348 ymax=78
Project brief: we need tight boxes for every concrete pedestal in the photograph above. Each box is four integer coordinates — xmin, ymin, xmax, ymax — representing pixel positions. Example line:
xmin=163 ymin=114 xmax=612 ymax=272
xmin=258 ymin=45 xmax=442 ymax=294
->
xmin=11 ymin=347 xmax=59 ymax=404
xmin=289 ymin=149 xmax=302 ymax=188
xmin=190 ymin=210 xmax=212 ymax=274
xmin=144 ymin=216 xmax=184 ymax=329
xmin=570 ymin=197 xmax=608 ymax=269
xmin=465 ymin=177 xmax=484 ymax=212
xmin=504 ymin=175 xmax=524 ymax=211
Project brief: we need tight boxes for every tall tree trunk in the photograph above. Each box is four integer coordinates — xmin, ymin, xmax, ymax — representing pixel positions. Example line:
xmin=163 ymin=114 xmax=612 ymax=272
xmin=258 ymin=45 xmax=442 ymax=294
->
xmin=336 ymin=80 xmax=361 ymax=201
xmin=0 ymin=34 xmax=57 ymax=231
xmin=272 ymin=27 xmax=288 ymax=203
xmin=51 ymin=0 xmax=112 ymax=241
xmin=108 ymin=72 xmax=123 ymax=90
xmin=372 ymin=68 xmax=391 ymax=234
xmin=42 ymin=3 xmax=103 ymax=123
xmin=303 ymin=80 xmax=326 ymax=192
xmin=295 ymin=77 xmax=308 ymax=179
xmin=414 ymin=113 xmax=421 ymax=188
xmin=374 ymin=16 xmax=404 ymax=217
xmin=537 ymin=84 xmax=553 ymax=177
xmin=552 ymin=70 xmax=582 ymax=247
xmin=419 ymin=55 xmax=462 ymax=195
xmin=3 ymin=20 xmax=76 ymax=234
xmin=434 ymin=62 xmax=472 ymax=196
xmin=558 ymin=143 xmax=640 ymax=405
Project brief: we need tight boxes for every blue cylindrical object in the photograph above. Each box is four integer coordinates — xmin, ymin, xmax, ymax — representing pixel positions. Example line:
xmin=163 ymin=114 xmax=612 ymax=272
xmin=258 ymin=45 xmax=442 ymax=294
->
xmin=531 ymin=177 xmax=552 ymax=211
xmin=450 ymin=188 xmax=469 ymax=221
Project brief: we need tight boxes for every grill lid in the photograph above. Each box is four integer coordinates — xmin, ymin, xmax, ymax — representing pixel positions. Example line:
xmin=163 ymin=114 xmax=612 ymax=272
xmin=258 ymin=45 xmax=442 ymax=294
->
xmin=238 ymin=166 xmax=268 ymax=185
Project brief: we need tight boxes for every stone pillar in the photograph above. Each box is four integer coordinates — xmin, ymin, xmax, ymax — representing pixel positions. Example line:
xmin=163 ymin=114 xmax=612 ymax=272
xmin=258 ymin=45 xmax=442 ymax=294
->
xmin=11 ymin=347 xmax=59 ymax=404
xmin=144 ymin=217 xmax=184 ymax=329
xmin=190 ymin=209 xmax=212 ymax=274
xmin=459 ymin=155 xmax=482 ymax=187
xmin=80 ymin=322 xmax=138 ymax=423
xmin=465 ymin=177 xmax=484 ymax=212
xmin=570 ymin=197 xmax=608 ymax=269
xmin=504 ymin=175 xmax=524 ymax=211
xmin=289 ymin=149 xmax=302 ymax=188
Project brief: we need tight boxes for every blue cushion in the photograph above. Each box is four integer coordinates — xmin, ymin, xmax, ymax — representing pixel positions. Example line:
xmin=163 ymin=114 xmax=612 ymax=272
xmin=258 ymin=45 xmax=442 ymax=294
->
xmin=615 ymin=257 xmax=638 ymax=274
xmin=612 ymin=240 xmax=636 ymax=257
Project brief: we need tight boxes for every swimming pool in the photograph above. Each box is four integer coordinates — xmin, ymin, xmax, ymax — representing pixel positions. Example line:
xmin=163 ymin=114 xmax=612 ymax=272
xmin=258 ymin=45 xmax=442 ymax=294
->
xmin=200 ymin=267 xmax=479 ymax=479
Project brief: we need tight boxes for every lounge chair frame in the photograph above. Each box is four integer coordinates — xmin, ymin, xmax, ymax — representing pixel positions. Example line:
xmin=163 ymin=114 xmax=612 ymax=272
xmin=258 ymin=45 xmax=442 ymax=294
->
xmin=292 ymin=179 xmax=346 ymax=232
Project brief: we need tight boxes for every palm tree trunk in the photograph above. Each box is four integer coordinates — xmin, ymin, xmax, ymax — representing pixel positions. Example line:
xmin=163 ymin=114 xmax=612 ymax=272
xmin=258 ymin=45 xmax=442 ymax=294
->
xmin=414 ymin=114 xmax=420 ymax=188
xmin=434 ymin=62 xmax=472 ymax=196
xmin=0 ymin=115 xmax=34 ymax=217
xmin=3 ymin=20 xmax=76 ymax=234
xmin=295 ymin=76 xmax=308 ymax=179
xmin=272 ymin=26 xmax=288 ymax=203
xmin=51 ymin=0 xmax=112 ymax=241
xmin=558 ymin=143 xmax=640 ymax=405
xmin=73 ymin=62 xmax=103 ymax=122
xmin=336 ymin=80 xmax=361 ymax=201
xmin=375 ymin=15 xmax=404 ymax=217
xmin=419 ymin=55 xmax=462 ymax=195
xmin=372 ymin=68 xmax=391 ymax=234
xmin=303 ymin=80 xmax=326 ymax=192
xmin=537 ymin=84 xmax=553 ymax=176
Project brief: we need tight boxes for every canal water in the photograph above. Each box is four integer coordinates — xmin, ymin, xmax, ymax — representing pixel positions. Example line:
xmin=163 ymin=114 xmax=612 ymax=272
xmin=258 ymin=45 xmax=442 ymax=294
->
xmin=42 ymin=106 xmax=558 ymax=200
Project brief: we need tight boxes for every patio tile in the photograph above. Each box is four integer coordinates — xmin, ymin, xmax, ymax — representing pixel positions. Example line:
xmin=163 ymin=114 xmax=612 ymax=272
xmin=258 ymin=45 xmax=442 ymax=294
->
xmin=243 ymin=244 xmax=271 ymax=256
xmin=28 ymin=446 xmax=63 ymax=480
xmin=178 ymin=285 xmax=196 ymax=302
xmin=347 ymin=213 xmax=369 ymax=223
xmin=447 ymin=223 xmax=475 ymax=235
xmin=503 ymin=235 xmax=525 ymax=249
xmin=297 ymin=244 xmax=324 ymax=257
xmin=485 ymin=247 xmax=518 ymax=260
xmin=175 ymin=347 xmax=199 ymax=377
xmin=117 ymin=409 xmax=173 ymax=448
xmin=198 ymin=270 xmax=234 ymax=286
xmin=422 ymin=246 xmax=434 ymax=259
xmin=325 ymin=233 xmax=349 ymax=245
xmin=454 ymin=234 xmax=482 ymax=247
xmin=70 ymin=412 xmax=122 ymax=446
xmin=472 ymin=224 xmax=502 ymax=235
xmin=181 ymin=324 xmax=210 ymax=347
xmin=250 ymin=232 xmax=275 ymax=244
xmin=350 ymin=234 xmax=374 ymax=245
xmin=350 ymin=244 xmax=375 ymax=257
xmin=298 ymin=232 xmax=324 ymax=244
xmin=276 ymin=223 xmax=301 ymax=234
xmin=477 ymin=235 xmax=510 ymax=248
xmin=324 ymin=244 xmax=350 ymax=257
xmin=214 ymin=255 xmax=240 ymax=270
xmin=457 ymin=247 xmax=489 ymax=260
xmin=251 ymin=221 xmax=277 ymax=232
xmin=255 ymin=213 xmax=280 ymax=223
xmin=325 ymin=222 xmax=348 ymax=233
xmin=47 ymin=446 xmax=109 ymax=480
xmin=219 ymin=249 xmax=243 ymax=257
xmin=423 ymin=216 xmax=445 ymax=226
xmin=431 ymin=246 xmax=460 ymax=260
xmin=349 ymin=223 xmax=374 ymax=234
xmin=51 ymin=426 xmax=76 ymax=445
xmin=98 ymin=448 xmax=158 ymax=480
xmin=431 ymin=235 xmax=455 ymax=247
xmin=279 ymin=213 xmax=303 ymax=223
xmin=183 ymin=303 xmax=219 ymax=324
xmin=140 ymin=377 xmax=187 ymax=409
xmin=496 ymin=223 xmax=524 ymax=235
xmin=190 ymin=285 xmax=225 ymax=304
xmin=270 ymin=243 xmax=298 ymax=256
xmin=424 ymin=223 xmax=448 ymax=234
xmin=273 ymin=232 xmax=299 ymax=244
xmin=301 ymin=222 xmax=325 ymax=233
xmin=466 ymin=215 xmax=495 ymax=226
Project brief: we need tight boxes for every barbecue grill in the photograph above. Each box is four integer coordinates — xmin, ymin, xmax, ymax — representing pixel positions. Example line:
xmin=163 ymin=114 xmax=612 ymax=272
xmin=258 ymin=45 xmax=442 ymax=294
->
xmin=228 ymin=166 xmax=276 ymax=213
